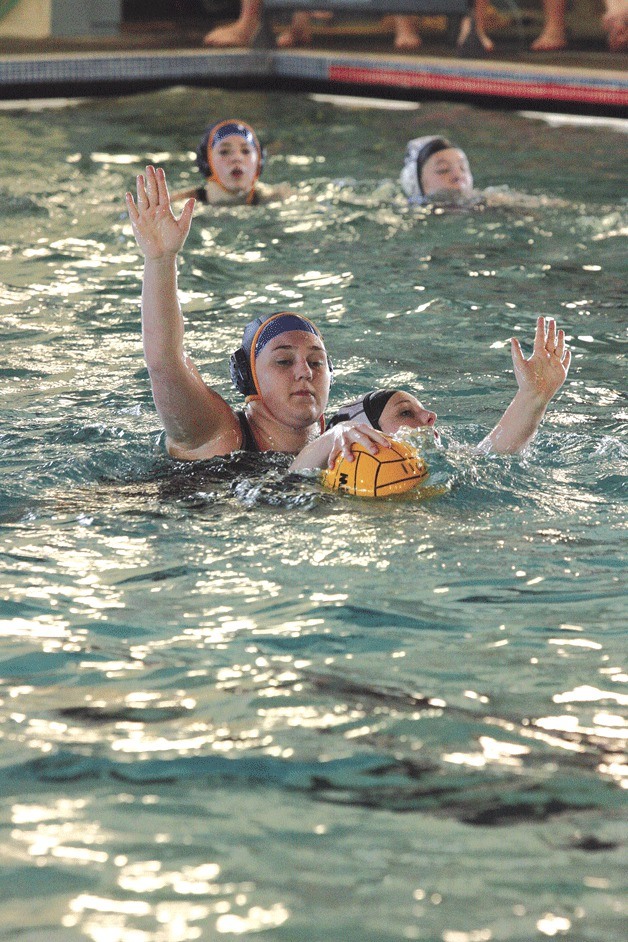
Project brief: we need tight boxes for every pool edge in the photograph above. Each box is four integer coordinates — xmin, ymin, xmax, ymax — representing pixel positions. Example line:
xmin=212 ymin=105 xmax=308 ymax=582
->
xmin=0 ymin=46 xmax=626 ymax=115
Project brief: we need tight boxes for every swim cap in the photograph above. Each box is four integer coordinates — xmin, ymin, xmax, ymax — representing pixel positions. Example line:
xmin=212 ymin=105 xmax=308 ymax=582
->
xmin=230 ymin=312 xmax=332 ymax=398
xmin=195 ymin=120 xmax=264 ymax=181
xmin=400 ymin=136 xmax=455 ymax=202
xmin=327 ymin=389 xmax=398 ymax=431
xmin=327 ymin=388 xmax=441 ymax=446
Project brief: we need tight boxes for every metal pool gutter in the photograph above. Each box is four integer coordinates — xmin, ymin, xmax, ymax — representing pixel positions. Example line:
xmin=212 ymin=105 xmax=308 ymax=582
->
xmin=0 ymin=48 xmax=272 ymax=97
xmin=272 ymin=50 xmax=628 ymax=113
xmin=0 ymin=46 xmax=626 ymax=115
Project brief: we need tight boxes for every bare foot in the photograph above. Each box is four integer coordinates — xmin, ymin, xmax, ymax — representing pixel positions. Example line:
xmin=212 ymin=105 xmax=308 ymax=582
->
xmin=457 ymin=16 xmax=494 ymax=52
xmin=393 ymin=16 xmax=422 ymax=50
xmin=276 ymin=12 xmax=312 ymax=47
xmin=475 ymin=26 xmax=494 ymax=52
xmin=203 ymin=18 xmax=259 ymax=48
xmin=530 ymin=27 xmax=568 ymax=51
xmin=603 ymin=12 xmax=628 ymax=51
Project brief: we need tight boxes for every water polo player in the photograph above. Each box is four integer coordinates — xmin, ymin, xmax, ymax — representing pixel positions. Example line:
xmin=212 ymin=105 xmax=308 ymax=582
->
xmin=126 ymin=165 xmax=331 ymax=460
xmin=172 ymin=120 xmax=292 ymax=206
xmin=327 ymin=389 xmax=438 ymax=438
xmin=399 ymin=136 xmax=569 ymax=211
xmin=400 ymin=135 xmax=476 ymax=206
xmin=290 ymin=316 xmax=571 ymax=471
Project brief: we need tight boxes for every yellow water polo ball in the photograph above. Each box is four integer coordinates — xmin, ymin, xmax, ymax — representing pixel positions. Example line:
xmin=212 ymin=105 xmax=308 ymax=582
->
xmin=321 ymin=437 xmax=429 ymax=498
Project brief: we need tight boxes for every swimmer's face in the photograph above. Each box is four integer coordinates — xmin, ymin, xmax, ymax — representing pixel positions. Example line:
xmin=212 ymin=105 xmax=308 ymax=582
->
xmin=254 ymin=330 xmax=331 ymax=429
xmin=420 ymin=147 xmax=473 ymax=197
xmin=211 ymin=134 xmax=259 ymax=192
xmin=378 ymin=391 xmax=437 ymax=435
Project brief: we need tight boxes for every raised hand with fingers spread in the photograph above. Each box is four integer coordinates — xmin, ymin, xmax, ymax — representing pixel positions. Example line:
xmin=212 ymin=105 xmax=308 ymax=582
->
xmin=126 ymin=165 xmax=195 ymax=261
xmin=511 ymin=315 xmax=572 ymax=405
xmin=479 ymin=316 xmax=571 ymax=454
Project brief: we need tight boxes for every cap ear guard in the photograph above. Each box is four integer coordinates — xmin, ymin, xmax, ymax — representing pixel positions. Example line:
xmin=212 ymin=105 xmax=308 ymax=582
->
xmin=230 ymin=347 xmax=334 ymax=397
xmin=196 ymin=136 xmax=210 ymax=178
xmin=229 ymin=347 xmax=256 ymax=396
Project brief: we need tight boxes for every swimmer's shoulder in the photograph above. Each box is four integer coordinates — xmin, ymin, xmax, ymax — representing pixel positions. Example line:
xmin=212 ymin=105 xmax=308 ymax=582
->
xmin=171 ymin=181 xmax=296 ymax=207
xmin=482 ymin=186 xmax=569 ymax=210
xmin=172 ymin=181 xmax=241 ymax=206
xmin=407 ymin=188 xmax=485 ymax=211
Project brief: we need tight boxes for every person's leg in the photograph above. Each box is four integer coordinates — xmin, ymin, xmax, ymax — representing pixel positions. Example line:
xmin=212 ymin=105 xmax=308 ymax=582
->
xmin=203 ymin=0 xmax=262 ymax=47
xmin=393 ymin=15 xmax=422 ymax=50
xmin=603 ymin=0 xmax=628 ymax=50
xmin=471 ymin=0 xmax=495 ymax=51
xmin=531 ymin=0 xmax=568 ymax=50
xmin=276 ymin=11 xmax=314 ymax=47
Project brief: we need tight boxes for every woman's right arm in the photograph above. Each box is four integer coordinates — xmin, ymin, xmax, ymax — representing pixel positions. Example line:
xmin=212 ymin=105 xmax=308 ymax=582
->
xmin=290 ymin=422 xmax=389 ymax=472
xmin=126 ymin=166 xmax=240 ymax=458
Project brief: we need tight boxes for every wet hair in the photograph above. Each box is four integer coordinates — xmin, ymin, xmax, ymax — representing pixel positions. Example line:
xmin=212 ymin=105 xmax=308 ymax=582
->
xmin=327 ymin=389 xmax=398 ymax=431
xmin=195 ymin=120 xmax=265 ymax=180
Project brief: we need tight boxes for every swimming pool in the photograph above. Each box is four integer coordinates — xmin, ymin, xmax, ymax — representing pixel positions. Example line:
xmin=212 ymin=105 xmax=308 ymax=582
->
xmin=0 ymin=87 xmax=626 ymax=941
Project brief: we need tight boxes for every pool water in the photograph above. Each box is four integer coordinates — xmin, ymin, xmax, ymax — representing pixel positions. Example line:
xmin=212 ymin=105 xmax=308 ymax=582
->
xmin=0 ymin=88 xmax=626 ymax=942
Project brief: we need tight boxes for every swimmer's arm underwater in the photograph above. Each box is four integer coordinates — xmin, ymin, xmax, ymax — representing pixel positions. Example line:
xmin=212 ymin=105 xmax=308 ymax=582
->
xmin=478 ymin=316 xmax=571 ymax=454
xmin=170 ymin=186 xmax=202 ymax=203
xmin=255 ymin=181 xmax=296 ymax=203
xmin=290 ymin=422 xmax=389 ymax=472
xmin=170 ymin=182 xmax=296 ymax=205
xmin=126 ymin=165 xmax=241 ymax=459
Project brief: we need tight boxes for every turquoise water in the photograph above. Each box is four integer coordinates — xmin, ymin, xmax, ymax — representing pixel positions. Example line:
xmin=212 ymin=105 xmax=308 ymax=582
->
xmin=0 ymin=88 xmax=626 ymax=941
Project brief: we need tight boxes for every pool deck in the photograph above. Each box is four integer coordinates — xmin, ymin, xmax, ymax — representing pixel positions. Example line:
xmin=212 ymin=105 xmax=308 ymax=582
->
xmin=0 ymin=17 xmax=626 ymax=114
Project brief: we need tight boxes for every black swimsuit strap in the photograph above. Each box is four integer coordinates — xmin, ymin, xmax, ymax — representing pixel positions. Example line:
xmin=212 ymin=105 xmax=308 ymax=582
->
xmin=196 ymin=185 xmax=258 ymax=205
xmin=236 ymin=411 xmax=259 ymax=452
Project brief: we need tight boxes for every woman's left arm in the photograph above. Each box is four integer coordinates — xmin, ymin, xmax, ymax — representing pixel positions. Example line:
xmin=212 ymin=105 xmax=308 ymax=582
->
xmin=478 ymin=316 xmax=571 ymax=454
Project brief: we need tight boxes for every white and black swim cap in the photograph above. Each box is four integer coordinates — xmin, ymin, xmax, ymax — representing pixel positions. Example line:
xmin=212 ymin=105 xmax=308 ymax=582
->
xmin=400 ymin=136 xmax=455 ymax=202
xmin=327 ymin=389 xmax=398 ymax=431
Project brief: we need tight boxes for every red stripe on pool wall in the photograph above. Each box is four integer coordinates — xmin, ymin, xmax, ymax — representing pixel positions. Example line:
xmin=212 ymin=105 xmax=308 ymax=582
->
xmin=328 ymin=65 xmax=628 ymax=108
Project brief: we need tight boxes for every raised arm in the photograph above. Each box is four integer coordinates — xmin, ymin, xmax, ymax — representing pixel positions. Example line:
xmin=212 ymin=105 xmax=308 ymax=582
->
xmin=479 ymin=316 xmax=571 ymax=454
xmin=126 ymin=166 xmax=240 ymax=459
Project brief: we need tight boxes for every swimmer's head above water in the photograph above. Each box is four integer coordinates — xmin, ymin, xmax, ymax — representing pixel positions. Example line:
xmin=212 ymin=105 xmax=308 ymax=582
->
xmin=196 ymin=120 xmax=264 ymax=201
xmin=230 ymin=312 xmax=334 ymax=402
xmin=400 ymin=136 xmax=474 ymax=204
xmin=328 ymin=388 xmax=438 ymax=438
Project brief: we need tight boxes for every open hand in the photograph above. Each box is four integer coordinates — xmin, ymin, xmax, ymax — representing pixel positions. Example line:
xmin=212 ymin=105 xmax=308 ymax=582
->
xmin=126 ymin=165 xmax=195 ymax=260
xmin=511 ymin=316 xmax=571 ymax=406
